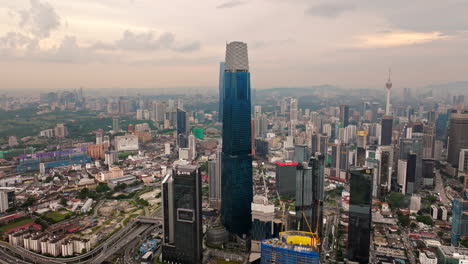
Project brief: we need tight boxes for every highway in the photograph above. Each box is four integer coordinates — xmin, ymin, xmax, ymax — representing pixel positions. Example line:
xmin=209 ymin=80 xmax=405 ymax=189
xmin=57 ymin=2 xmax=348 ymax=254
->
xmin=0 ymin=247 xmax=31 ymax=264
xmin=0 ymin=217 xmax=160 ymax=264
xmin=90 ymin=223 xmax=153 ymax=264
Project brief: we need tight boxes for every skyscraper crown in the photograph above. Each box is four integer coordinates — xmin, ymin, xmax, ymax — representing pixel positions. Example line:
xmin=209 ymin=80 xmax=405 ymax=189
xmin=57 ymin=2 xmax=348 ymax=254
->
xmin=225 ymin=41 xmax=249 ymax=72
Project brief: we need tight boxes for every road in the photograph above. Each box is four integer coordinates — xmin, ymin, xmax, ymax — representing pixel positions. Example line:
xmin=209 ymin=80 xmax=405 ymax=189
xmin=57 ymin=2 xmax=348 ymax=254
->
xmin=90 ymin=224 xmax=153 ymax=264
xmin=401 ymin=230 xmax=416 ymax=264
xmin=435 ymin=170 xmax=450 ymax=206
xmin=0 ymin=218 xmax=159 ymax=264
xmin=0 ymin=247 xmax=31 ymax=264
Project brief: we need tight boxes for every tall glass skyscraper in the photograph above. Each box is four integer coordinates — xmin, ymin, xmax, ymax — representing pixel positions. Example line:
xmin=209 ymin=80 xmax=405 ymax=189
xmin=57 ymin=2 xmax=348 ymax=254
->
xmin=176 ymin=109 xmax=188 ymax=148
xmin=221 ymin=41 xmax=253 ymax=236
xmin=218 ymin=62 xmax=225 ymax=122
xmin=162 ymin=165 xmax=202 ymax=264
xmin=348 ymin=168 xmax=373 ymax=263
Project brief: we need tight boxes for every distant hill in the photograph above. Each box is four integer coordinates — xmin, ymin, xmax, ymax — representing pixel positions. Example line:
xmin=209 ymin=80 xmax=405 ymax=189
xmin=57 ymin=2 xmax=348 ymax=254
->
xmin=420 ymin=81 xmax=468 ymax=94
xmin=255 ymin=85 xmax=343 ymax=96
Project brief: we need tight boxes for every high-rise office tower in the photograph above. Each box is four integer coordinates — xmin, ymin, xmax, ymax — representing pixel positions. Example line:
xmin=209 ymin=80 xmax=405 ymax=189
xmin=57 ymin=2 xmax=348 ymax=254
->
xmin=293 ymin=145 xmax=309 ymax=162
xmin=208 ymin=149 xmax=222 ymax=209
xmin=221 ymin=41 xmax=253 ymax=236
xmin=422 ymin=159 xmax=435 ymax=186
xmin=275 ymin=161 xmax=298 ymax=198
xmin=118 ymin=98 xmax=131 ymax=114
xmin=451 ymin=199 xmax=468 ymax=246
xmin=448 ymin=113 xmax=468 ymax=168
xmin=290 ymin=98 xmax=298 ymax=121
xmin=188 ymin=134 xmax=196 ymax=161
xmin=162 ymin=165 xmax=202 ymax=264
xmin=380 ymin=115 xmax=393 ymax=146
xmin=152 ymin=101 xmax=166 ymax=122
xmin=397 ymin=159 xmax=408 ymax=193
xmin=112 ymin=117 xmax=120 ymax=132
xmin=177 ymin=109 xmax=188 ymax=148
xmin=295 ymin=154 xmax=325 ymax=235
xmin=423 ymin=124 xmax=436 ymax=159
xmin=254 ymin=105 xmax=262 ymax=118
xmin=405 ymin=153 xmax=417 ymax=194
xmin=340 ymin=105 xmax=350 ymax=127
xmin=218 ymin=62 xmax=225 ymax=122
xmin=348 ymin=169 xmax=373 ymax=263
xmin=376 ymin=146 xmax=393 ymax=196
xmin=400 ymin=138 xmax=423 ymax=192
xmin=459 ymin=149 xmax=468 ymax=176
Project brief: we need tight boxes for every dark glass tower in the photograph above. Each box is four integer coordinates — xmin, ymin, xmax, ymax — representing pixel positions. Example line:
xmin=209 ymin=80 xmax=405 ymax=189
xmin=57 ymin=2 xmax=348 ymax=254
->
xmin=162 ymin=165 xmax=202 ymax=264
xmin=381 ymin=115 xmax=393 ymax=146
xmin=340 ymin=105 xmax=349 ymax=127
xmin=295 ymin=154 xmax=325 ymax=235
xmin=348 ymin=169 xmax=373 ymax=263
xmin=448 ymin=113 xmax=468 ymax=168
xmin=221 ymin=41 xmax=253 ymax=236
xmin=219 ymin=62 xmax=225 ymax=122
xmin=177 ymin=109 xmax=188 ymax=148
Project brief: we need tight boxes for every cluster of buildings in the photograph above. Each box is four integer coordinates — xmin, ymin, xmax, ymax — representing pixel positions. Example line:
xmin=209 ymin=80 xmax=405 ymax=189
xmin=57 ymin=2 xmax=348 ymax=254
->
xmin=9 ymin=230 xmax=90 ymax=257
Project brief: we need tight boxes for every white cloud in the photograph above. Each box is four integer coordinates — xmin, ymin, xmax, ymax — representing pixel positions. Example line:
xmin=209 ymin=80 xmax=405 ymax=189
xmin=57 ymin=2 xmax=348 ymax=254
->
xmin=355 ymin=31 xmax=450 ymax=48
xmin=305 ymin=3 xmax=355 ymax=18
xmin=18 ymin=0 xmax=61 ymax=38
xmin=217 ymin=0 xmax=246 ymax=9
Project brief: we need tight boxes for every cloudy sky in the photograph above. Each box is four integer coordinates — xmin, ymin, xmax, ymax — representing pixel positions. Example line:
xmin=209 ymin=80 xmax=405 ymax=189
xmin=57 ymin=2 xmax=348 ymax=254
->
xmin=0 ymin=0 xmax=467 ymax=90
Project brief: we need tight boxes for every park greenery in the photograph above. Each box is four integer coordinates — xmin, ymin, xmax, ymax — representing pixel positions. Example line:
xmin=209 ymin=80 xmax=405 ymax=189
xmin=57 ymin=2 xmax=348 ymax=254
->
xmin=387 ymin=192 xmax=407 ymax=209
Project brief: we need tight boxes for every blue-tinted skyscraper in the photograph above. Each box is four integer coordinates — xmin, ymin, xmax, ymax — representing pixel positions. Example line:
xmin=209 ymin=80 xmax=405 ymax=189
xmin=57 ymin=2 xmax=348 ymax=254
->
xmin=218 ymin=62 xmax=225 ymax=122
xmin=177 ymin=109 xmax=188 ymax=148
xmin=221 ymin=42 xmax=253 ymax=236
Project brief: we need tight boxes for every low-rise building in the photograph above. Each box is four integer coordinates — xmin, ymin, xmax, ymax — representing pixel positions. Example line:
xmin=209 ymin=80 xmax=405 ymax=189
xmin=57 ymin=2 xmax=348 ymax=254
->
xmin=107 ymin=175 xmax=137 ymax=189
xmin=438 ymin=245 xmax=468 ymax=264
xmin=419 ymin=251 xmax=437 ymax=264
xmin=96 ymin=165 xmax=124 ymax=182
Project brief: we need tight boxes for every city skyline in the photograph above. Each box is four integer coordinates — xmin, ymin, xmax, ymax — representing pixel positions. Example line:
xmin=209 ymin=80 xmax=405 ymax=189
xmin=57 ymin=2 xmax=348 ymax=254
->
xmin=1 ymin=0 xmax=468 ymax=90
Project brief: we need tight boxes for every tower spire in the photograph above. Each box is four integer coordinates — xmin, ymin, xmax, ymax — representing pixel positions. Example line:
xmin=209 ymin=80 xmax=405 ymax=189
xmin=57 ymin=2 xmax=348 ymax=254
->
xmin=386 ymin=68 xmax=392 ymax=90
xmin=385 ymin=68 xmax=392 ymax=115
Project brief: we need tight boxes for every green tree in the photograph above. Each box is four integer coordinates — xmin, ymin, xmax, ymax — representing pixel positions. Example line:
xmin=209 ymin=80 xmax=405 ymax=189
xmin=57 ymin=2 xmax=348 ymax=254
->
xmin=397 ymin=212 xmax=410 ymax=227
xmin=22 ymin=196 xmax=36 ymax=208
xmin=78 ymin=188 xmax=89 ymax=199
xmin=44 ymin=176 xmax=54 ymax=183
xmin=34 ymin=218 xmax=48 ymax=230
xmin=60 ymin=197 xmax=68 ymax=206
xmin=115 ymin=183 xmax=128 ymax=192
xmin=96 ymin=182 xmax=110 ymax=193
xmin=424 ymin=195 xmax=438 ymax=204
xmin=416 ymin=215 xmax=433 ymax=226
xmin=388 ymin=192 xmax=406 ymax=209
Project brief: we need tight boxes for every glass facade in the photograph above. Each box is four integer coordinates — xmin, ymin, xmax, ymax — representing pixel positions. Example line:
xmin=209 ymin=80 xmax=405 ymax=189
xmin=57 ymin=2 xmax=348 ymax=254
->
xmin=177 ymin=109 xmax=188 ymax=148
xmin=218 ymin=62 xmax=225 ymax=122
xmin=221 ymin=43 xmax=253 ymax=236
xmin=162 ymin=166 xmax=202 ymax=264
xmin=348 ymin=169 xmax=373 ymax=264
xmin=451 ymin=199 xmax=468 ymax=246
xmin=381 ymin=116 xmax=393 ymax=146
xmin=295 ymin=154 xmax=325 ymax=234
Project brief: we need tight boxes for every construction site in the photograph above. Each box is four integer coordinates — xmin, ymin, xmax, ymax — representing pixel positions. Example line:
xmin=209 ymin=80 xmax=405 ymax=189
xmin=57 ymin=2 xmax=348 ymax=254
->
xmin=260 ymin=231 xmax=320 ymax=264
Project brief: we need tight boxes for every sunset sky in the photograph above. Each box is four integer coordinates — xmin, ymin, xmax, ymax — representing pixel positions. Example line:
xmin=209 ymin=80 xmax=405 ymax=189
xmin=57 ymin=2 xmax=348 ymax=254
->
xmin=1 ymin=0 xmax=467 ymax=90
